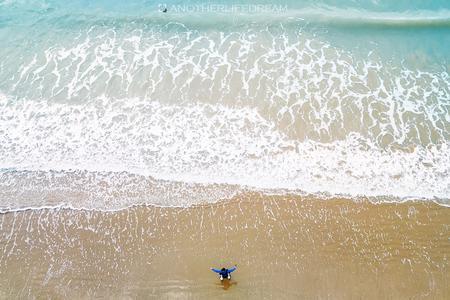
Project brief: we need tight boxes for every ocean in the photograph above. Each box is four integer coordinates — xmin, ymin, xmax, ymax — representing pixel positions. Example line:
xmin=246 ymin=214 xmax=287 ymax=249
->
xmin=0 ymin=0 xmax=449 ymax=298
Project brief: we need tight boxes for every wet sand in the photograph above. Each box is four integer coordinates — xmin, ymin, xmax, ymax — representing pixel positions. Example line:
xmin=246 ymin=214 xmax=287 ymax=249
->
xmin=0 ymin=194 xmax=449 ymax=299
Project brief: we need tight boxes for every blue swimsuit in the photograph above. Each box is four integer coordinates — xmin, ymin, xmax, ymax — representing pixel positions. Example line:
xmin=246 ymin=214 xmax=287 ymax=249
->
xmin=211 ymin=266 xmax=237 ymax=279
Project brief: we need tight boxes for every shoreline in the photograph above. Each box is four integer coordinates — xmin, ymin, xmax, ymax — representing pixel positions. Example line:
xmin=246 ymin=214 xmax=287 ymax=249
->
xmin=1 ymin=188 xmax=449 ymax=214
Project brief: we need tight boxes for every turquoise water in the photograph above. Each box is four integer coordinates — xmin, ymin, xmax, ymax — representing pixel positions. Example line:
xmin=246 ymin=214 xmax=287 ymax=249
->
xmin=0 ymin=1 xmax=449 ymax=209
xmin=1 ymin=0 xmax=449 ymax=72
xmin=2 ymin=1 xmax=450 ymax=62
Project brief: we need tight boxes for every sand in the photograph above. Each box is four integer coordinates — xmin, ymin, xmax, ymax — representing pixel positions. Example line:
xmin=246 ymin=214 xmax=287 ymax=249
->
xmin=0 ymin=194 xmax=449 ymax=299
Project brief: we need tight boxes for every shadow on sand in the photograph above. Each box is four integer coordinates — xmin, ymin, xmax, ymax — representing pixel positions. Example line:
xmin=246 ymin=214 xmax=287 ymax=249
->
xmin=216 ymin=279 xmax=238 ymax=290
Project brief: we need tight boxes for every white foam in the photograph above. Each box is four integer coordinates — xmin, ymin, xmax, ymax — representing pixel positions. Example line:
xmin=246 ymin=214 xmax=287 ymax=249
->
xmin=0 ymin=95 xmax=448 ymax=210
xmin=0 ymin=169 xmax=241 ymax=211
xmin=1 ymin=24 xmax=449 ymax=209
xmin=4 ymin=26 xmax=449 ymax=148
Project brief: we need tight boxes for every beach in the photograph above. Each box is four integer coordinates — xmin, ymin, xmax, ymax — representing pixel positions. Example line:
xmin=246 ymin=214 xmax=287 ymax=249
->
xmin=0 ymin=0 xmax=449 ymax=298
xmin=1 ymin=195 xmax=448 ymax=299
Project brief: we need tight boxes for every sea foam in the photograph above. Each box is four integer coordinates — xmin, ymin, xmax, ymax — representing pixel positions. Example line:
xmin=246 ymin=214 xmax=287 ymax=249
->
xmin=0 ymin=10 xmax=449 ymax=210
xmin=0 ymin=94 xmax=448 ymax=210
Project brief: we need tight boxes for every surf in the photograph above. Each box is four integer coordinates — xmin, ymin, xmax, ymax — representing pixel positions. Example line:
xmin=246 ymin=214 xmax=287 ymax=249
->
xmin=0 ymin=1 xmax=449 ymax=210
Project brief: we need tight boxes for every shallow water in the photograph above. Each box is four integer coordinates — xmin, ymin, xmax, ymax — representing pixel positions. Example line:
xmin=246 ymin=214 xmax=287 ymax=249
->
xmin=0 ymin=196 xmax=449 ymax=299
xmin=1 ymin=0 xmax=449 ymax=208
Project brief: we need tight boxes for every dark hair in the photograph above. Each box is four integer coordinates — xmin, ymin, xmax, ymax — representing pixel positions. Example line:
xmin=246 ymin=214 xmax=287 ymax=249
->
xmin=221 ymin=268 xmax=226 ymax=271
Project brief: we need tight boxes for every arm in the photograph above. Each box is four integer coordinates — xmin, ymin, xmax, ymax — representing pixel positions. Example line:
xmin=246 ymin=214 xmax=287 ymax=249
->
xmin=211 ymin=268 xmax=221 ymax=273
xmin=228 ymin=266 xmax=237 ymax=273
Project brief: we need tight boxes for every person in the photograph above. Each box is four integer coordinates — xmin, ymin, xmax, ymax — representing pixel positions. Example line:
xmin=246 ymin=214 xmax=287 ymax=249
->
xmin=159 ymin=4 xmax=168 ymax=13
xmin=211 ymin=265 xmax=237 ymax=281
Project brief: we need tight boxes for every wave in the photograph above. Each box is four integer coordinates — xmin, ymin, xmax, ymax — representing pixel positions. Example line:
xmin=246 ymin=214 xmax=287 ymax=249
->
xmin=2 ymin=25 xmax=448 ymax=146
xmin=2 ymin=2 xmax=450 ymax=29
xmin=0 ymin=3 xmax=449 ymax=209
xmin=293 ymin=7 xmax=450 ymax=28
xmin=0 ymin=167 xmax=449 ymax=213
xmin=1 ymin=93 xmax=449 ymax=207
